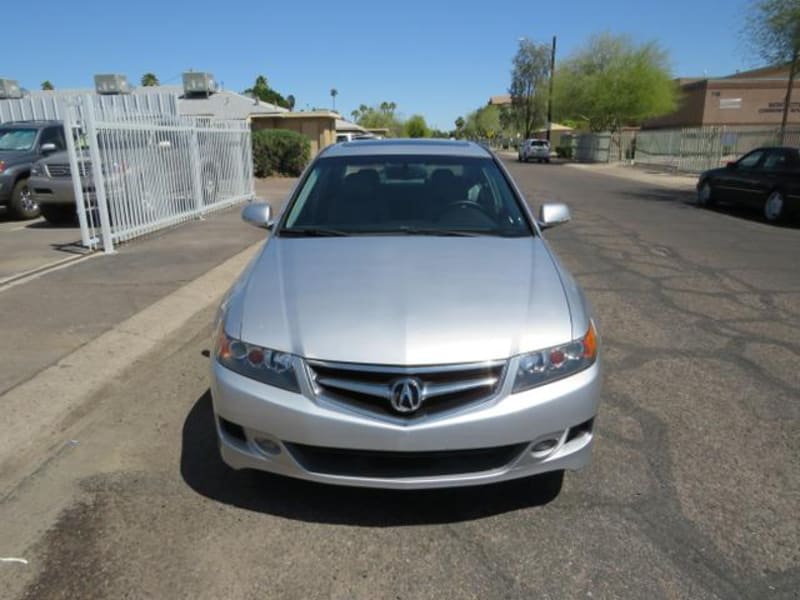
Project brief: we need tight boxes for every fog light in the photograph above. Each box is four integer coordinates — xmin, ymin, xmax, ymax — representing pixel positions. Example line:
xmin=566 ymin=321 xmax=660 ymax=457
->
xmin=532 ymin=439 xmax=558 ymax=453
xmin=254 ymin=437 xmax=282 ymax=456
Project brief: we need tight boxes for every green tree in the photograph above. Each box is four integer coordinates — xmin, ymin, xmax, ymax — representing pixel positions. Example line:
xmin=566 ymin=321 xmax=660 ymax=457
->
xmin=41 ymin=80 xmax=54 ymax=91
xmin=244 ymin=75 xmax=290 ymax=109
xmin=454 ymin=116 xmax=465 ymax=137
xmin=553 ymin=33 xmax=677 ymax=132
xmin=404 ymin=114 xmax=430 ymax=138
xmin=351 ymin=102 xmax=404 ymax=137
xmin=286 ymin=94 xmax=296 ymax=111
xmin=509 ymin=39 xmax=552 ymax=138
xmin=744 ymin=0 xmax=800 ymax=142
xmin=140 ymin=73 xmax=159 ymax=87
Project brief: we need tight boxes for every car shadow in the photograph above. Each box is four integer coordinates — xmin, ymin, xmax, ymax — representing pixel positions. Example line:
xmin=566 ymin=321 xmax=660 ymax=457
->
xmin=180 ymin=390 xmax=564 ymax=526
xmin=25 ymin=219 xmax=79 ymax=229
xmin=617 ymin=187 xmax=800 ymax=227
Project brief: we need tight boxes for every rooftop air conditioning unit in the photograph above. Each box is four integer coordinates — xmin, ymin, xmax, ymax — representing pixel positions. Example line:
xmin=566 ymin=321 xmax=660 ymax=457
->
xmin=94 ymin=74 xmax=132 ymax=95
xmin=182 ymin=72 xmax=217 ymax=96
xmin=0 ymin=78 xmax=23 ymax=99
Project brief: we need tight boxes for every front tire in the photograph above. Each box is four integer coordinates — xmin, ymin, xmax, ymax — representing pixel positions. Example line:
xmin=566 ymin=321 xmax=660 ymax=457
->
xmin=8 ymin=178 xmax=40 ymax=220
xmin=697 ymin=180 xmax=716 ymax=207
xmin=40 ymin=204 xmax=76 ymax=225
xmin=764 ymin=189 xmax=786 ymax=223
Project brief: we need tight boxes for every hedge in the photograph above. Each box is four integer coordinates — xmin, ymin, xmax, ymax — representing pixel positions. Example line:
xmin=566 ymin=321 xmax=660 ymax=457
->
xmin=252 ymin=129 xmax=310 ymax=177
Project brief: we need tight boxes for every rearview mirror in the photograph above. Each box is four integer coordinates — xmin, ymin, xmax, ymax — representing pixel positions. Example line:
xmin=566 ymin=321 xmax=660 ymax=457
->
xmin=242 ymin=201 xmax=273 ymax=230
xmin=40 ymin=143 xmax=57 ymax=154
xmin=537 ymin=202 xmax=571 ymax=230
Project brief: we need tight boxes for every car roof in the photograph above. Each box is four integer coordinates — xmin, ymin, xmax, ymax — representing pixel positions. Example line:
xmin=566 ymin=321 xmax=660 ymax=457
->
xmin=322 ymin=139 xmax=493 ymax=159
xmin=0 ymin=120 xmax=62 ymax=129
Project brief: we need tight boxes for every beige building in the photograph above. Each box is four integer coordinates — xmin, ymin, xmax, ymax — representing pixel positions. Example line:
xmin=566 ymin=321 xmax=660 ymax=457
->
xmin=252 ymin=111 xmax=338 ymax=157
xmin=644 ymin=64 xmax=800 ymax=129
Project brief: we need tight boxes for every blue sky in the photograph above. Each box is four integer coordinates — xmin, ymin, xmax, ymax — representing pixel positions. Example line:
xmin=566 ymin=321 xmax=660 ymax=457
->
xmin=6 ymin=0 xmax=754 ymax=130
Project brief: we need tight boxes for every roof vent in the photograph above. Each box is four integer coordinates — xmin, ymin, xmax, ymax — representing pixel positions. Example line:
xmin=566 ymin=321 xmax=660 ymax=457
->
xmin=94 ymin=74 xmax=132 ymax=95
xmin=0 ymin=78 xmax=23 ymax=99
xmin=182 ymin=72 xmax=217 ymax=96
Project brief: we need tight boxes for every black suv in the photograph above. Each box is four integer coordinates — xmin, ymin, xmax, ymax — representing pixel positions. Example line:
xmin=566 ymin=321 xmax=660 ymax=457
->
xmin=0 ymin=120 xmax=66 ymax=219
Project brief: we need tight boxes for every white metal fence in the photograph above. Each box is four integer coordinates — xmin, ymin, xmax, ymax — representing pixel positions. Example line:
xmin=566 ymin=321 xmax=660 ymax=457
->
xmin=0 ymin=92 xmax=179 ymax=124
xmin=47 ymin=94 xmax=254 ymax=252
xmin=634 ymin=125 xmax=800 ymax=173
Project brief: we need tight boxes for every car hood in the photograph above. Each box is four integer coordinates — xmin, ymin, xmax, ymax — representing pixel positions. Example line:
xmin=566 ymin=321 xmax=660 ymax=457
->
xmin=236 ymin=236 xmax=573 ymax=365
xmin=0 ymin=149 xmax=35 ymax=166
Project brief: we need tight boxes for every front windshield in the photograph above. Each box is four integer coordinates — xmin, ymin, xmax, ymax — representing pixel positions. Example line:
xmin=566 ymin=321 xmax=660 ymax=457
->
xmin=0 ymin=129 xmax=37 ymax=151
xmin=282 ymin=154 xmax=532 ymax=237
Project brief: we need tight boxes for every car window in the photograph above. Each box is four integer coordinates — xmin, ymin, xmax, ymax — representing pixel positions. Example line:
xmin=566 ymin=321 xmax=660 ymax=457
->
xmin=737 ymin=150 xmax=764 ymax=169
xmin=40 ymin=127 xmax=66 ymax=151
xmin=762 ymin=150 xmax=788 ymax=171
xmin=282 ymin=154 xmax=532 ymax=237
xmin=0 ymin=128 xmax=37 ymax=151
xmin=531 ymin=141 xmax=548 ymax=147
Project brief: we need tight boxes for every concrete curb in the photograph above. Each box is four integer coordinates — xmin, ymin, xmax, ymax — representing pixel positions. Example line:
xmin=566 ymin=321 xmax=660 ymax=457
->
xmin=0 ymin=240 xmax=263 ymax=494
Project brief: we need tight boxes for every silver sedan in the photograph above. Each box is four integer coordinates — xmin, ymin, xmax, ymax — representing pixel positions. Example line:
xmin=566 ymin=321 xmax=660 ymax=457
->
xmin=211 ymin=139 xmax=601 ymax=489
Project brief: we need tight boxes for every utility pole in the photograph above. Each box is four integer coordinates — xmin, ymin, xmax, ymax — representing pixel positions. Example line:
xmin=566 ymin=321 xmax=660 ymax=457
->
xmin=546 ymin=35 xmax=557 ymax=143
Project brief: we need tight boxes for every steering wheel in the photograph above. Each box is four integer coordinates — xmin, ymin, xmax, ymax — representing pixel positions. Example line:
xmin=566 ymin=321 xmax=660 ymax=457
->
xmin=439 ymin=200 xmax=492 ymax=219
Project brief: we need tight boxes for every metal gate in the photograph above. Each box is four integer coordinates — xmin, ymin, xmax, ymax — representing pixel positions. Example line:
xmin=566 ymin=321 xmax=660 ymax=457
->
xmin=57 ymin=94 xmax=254 ymax=252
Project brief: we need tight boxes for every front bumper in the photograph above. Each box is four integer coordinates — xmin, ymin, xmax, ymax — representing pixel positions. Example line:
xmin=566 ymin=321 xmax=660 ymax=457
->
xmin=30 ymin=175 xmax=76 ymax=206
xmin=210 ymin=356 xmax=602 ymax=489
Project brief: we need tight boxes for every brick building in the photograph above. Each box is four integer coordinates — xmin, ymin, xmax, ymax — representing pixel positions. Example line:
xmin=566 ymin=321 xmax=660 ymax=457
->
xmin=643 ymin=64 xmax=799 ymax=129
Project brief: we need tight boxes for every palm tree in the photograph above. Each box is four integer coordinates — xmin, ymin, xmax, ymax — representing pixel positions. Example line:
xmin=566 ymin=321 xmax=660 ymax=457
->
xmin=41 ymin=81 xmax=54 ymax=91
xmin=330 ymin=88 xmax=338 ymax=111
xmin=286 ymin=94 xmax=296 ymax=111
xmin=141 ymin=73 xmax=159 ymax=87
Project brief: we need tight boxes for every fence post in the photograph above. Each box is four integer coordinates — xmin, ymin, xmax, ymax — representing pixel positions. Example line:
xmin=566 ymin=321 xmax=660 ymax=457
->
xmin=82 ymin=95 xmax=115 ymax=253
xmin=58 ymin=97 xmax=94 ymax=250
xmin=190 ymin=121 xmax=205 ymax=217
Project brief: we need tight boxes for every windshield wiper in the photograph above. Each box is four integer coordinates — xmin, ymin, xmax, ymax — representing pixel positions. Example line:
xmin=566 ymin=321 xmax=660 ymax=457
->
xmin=394 ymin=227 xmax=483 ymax=237
xmin=280 ymin=227 xmax=351 ymax=237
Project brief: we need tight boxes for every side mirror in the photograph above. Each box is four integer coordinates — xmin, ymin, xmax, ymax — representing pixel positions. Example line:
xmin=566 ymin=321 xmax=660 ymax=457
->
xmin=726 ymin=161 xmax=737 ymax=169
xmin=40 ymin=143 xmax=57 ymax=154
xmin=537 ymin=202 xmax=571 ymax=230
xmin=242 ymin=201 xmax=274 ymax=230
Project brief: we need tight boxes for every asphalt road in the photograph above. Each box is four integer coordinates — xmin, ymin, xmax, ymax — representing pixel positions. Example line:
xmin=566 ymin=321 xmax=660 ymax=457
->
xmin=1 ymin=162 xmax=798 ymax=599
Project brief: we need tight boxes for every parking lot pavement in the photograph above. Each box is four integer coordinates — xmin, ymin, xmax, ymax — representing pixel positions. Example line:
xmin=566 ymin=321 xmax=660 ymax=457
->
xmin=0 ymin=217 xmax=89 ymax=284
xmin=0 ymin=166 xmax=797 ymax=599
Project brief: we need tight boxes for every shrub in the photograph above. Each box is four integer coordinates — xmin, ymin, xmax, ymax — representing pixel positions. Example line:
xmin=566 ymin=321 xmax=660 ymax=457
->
xmin=252 ymin=129 xmax=310 ymax=177
xmin=556 ymin=145 xmax=573 ymax=159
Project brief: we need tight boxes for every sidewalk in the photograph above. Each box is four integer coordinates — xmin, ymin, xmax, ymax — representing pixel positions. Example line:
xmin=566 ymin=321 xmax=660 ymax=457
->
xmin=562 ymin=162 xmax=698 ymax=191
xmin=0 ymin=177 xmax=294 ymax=396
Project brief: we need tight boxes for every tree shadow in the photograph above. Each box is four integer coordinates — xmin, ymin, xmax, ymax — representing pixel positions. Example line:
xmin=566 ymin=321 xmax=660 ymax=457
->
xmin=180 ymin=390 xmax=564 ymax=526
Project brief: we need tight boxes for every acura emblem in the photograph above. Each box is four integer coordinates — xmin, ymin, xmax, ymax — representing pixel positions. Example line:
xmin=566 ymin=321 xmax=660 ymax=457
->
xmin=389 ymin=377 xmax=424 ymax=413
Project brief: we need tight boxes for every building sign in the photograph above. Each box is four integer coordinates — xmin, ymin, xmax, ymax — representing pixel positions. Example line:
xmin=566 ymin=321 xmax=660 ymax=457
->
xmin=719 ymin=98 xmax=742 ymax=109
xmin=759 ymin=101 xmax=800 ymax=114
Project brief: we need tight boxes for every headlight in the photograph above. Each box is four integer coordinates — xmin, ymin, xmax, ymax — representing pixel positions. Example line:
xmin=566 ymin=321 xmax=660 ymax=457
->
xmin=512 ymin=321 xmax=598 ymax=393
xmin=214 ymin=325 xmax=300 ymax=392
xmin=30 ymin=163 xmax=45 ymax=177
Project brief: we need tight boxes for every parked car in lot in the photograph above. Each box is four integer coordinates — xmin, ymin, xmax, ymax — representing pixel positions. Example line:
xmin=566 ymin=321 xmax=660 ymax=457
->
xmin=30 ymin=127 xmax=220 ymax=225
xmin=518 ymin=138 xmax=551 ymax=163
xmin=211 ymin=139 xmax=601 ymax=490
xmin=697 ymin=146 xmax=800 ymax=223
xmin=0 ymin=120 xmax=66 ymax=219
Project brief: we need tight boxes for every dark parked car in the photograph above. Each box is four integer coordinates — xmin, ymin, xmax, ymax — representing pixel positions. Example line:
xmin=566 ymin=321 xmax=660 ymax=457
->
xmin=0 ymin=120 xmax=66 ymax=219
xmin=697 ymin=146 xmax=800 ymax=223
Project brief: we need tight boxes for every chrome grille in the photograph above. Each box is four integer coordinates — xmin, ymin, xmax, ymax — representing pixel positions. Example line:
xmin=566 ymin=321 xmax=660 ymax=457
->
xmin=306 ymin=359 xmax=507 ymax=419
xmin=45 ymin=163 xmax=70 ymax=177
xmin=45 ymin=163 xmax=92 ymax=178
